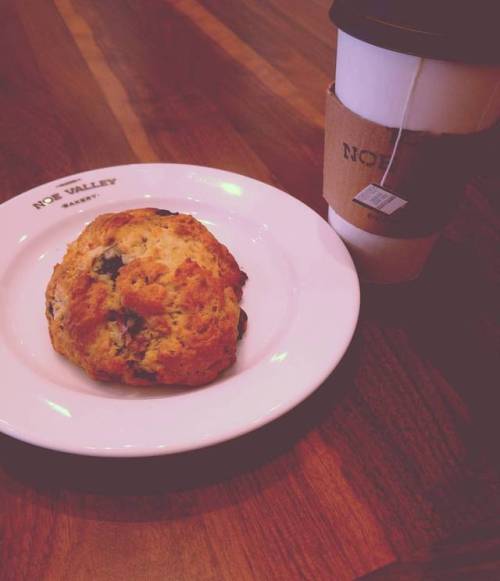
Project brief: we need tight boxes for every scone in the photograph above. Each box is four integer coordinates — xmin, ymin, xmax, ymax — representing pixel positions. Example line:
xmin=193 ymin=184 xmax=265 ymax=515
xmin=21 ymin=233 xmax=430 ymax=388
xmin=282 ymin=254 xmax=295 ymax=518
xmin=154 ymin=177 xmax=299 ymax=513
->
xmin=46 ymin=208 xmax=247 ymax=386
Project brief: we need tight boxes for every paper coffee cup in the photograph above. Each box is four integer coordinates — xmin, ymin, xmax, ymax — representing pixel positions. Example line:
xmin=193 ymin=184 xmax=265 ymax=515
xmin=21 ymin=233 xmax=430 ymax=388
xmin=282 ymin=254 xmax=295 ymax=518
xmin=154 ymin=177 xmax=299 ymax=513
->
xmin=335 ymin=30 xmax=500 ymax=134
xmin=325 ymin=0 xmax=500 ymax=283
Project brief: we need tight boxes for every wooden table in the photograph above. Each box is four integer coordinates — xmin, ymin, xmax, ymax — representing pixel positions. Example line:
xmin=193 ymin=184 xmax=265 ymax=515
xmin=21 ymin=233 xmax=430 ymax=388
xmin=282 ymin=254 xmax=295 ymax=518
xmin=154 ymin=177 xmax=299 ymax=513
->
xmin=1 ymin=1 xmax=499 ymax=579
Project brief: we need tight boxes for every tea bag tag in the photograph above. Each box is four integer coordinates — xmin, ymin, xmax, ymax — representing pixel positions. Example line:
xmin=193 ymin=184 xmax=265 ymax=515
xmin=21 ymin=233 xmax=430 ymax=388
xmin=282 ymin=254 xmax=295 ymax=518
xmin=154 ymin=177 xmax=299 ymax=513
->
xmin=353 ymin=184 xmax=408 ymax=216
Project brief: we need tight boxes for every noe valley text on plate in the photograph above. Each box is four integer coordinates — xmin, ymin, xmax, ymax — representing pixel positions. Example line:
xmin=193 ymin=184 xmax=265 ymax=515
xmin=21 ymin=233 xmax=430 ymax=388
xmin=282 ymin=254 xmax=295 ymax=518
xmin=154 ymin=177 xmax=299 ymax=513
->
xmin=32 ymin=178 xmax=117 ymax=210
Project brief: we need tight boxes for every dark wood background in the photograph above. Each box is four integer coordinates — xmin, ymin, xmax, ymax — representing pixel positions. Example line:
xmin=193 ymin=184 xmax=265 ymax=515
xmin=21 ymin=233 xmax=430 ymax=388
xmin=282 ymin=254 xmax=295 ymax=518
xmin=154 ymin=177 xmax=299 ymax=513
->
xmin=1 ymin=1 xmax=499 ymax=579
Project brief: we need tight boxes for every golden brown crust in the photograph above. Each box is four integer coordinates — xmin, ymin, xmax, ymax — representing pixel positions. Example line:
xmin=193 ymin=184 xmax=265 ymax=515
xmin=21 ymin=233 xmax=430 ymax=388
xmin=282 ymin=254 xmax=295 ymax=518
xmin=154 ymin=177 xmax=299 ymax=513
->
xmin=45 ymin=208 xmax=247 ymax=386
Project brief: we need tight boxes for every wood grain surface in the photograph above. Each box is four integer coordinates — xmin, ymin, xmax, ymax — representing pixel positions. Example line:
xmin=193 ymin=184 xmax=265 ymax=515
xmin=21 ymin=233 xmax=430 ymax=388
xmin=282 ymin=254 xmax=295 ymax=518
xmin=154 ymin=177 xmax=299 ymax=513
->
xmin=1 ymin=1 xmax=499 ymax=580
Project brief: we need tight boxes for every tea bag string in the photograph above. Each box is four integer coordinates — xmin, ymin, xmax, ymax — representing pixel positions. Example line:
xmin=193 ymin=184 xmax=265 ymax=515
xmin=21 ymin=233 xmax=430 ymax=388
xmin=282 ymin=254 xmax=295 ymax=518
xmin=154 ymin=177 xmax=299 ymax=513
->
xmin=380 ymin=57 xmax=424 ymax=188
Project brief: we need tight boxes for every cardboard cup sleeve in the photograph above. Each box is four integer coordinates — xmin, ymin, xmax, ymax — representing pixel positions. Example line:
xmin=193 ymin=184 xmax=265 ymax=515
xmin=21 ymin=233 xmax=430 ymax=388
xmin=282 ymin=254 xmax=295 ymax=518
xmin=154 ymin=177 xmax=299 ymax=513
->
xmin=323 ymin=85 xmax=486 ymax=239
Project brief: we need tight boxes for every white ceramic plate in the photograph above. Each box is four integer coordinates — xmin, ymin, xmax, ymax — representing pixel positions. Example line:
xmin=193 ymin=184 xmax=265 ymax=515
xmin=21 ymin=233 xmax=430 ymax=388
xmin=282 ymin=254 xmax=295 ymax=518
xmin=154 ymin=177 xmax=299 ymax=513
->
xmin=0 ymin=164 xmax=359 ymax=457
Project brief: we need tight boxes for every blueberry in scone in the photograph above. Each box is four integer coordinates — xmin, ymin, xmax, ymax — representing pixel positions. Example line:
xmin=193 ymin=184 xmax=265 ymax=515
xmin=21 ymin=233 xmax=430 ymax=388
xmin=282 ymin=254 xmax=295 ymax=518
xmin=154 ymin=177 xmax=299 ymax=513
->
xmin=46 ymin=208 xmax=247 ymax=386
